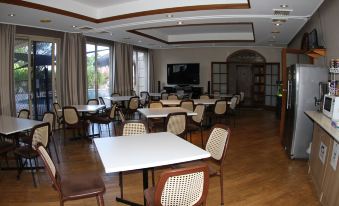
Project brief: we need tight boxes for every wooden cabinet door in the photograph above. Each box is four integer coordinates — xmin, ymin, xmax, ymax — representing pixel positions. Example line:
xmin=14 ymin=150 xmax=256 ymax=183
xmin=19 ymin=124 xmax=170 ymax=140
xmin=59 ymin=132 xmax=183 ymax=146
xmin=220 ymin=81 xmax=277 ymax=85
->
xmin=309 ymin=124 xmax=332 ymax=198
xmin=321 ymin=137 xmax=339 ymax=206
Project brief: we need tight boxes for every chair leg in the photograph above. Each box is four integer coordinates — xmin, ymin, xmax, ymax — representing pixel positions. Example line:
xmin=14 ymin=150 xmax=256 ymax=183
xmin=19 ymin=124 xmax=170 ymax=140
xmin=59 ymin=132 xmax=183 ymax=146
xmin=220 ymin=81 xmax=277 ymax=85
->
xmin=96 ymin=196 xmax=100 ymax=206
xmin=220 ymin=170 xmax=224 ymax=206
xmin=119 ymin=172 xmax=124 ymax=198
xmin=200 ymin=126 xmax=204 ymax=148
xmin=151 ymin=168 xmax=155 ymax=187
xmin=29 ymin=158 xmax=37 ymax=187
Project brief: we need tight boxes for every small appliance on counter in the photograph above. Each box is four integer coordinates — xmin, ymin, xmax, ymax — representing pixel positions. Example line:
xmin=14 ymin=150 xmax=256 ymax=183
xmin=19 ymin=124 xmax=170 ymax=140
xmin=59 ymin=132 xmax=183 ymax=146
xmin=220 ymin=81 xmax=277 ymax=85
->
xmin=322 ymin=94 xmax=339 ymax=120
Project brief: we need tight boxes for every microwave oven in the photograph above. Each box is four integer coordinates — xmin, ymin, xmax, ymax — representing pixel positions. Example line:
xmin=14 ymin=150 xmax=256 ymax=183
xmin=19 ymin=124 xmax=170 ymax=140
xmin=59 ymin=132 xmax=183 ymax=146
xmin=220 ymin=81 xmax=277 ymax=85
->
xmin=323 ymin=94 xmax=339 ymax=120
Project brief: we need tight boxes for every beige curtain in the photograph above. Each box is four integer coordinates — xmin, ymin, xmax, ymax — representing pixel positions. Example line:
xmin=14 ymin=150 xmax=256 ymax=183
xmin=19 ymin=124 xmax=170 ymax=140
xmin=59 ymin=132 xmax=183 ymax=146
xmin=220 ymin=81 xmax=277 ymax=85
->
xmin=0 ymin=24 xmax=16 ymax=116
xmin=148 ymin=49 xmax=156 ymax=92
xmin=113 ymin=42 xmax=133 ymax=96
xmin=57 ymin=33 xmax=87 ymax=106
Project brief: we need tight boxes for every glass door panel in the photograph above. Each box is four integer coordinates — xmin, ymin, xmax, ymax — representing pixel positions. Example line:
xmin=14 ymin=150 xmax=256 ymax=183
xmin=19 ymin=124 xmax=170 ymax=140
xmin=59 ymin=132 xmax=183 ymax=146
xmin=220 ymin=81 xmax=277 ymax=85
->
xmin=97 ymin=45 xmax=110 ymax=98
xmin=14 ymin=39 xmax=30 ymax=115
xmin=86 ymin=44 xmax=96 ymax=99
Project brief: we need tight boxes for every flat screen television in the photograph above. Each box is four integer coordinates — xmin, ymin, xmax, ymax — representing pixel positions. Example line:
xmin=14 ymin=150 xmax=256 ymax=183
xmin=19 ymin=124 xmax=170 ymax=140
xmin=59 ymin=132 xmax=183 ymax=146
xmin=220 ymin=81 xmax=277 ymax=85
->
xmin=167 ymin=63 xmax=200 ymax=85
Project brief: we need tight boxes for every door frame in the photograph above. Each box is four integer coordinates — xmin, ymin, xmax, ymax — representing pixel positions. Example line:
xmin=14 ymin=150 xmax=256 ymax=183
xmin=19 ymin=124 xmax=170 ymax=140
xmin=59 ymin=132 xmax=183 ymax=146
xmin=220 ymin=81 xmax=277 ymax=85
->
xmin=15 ymin=34 xmax=60 ymax=119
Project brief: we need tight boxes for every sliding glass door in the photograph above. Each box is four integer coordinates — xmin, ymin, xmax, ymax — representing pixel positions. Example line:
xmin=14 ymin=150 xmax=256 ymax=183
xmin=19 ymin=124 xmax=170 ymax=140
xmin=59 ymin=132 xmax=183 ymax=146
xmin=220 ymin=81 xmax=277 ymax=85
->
xmin=133 ymin=49 xmax=148 ymax=95
xmin=86 ymin=43 xmax=111 ymax=99
xmin=14 ymin=37 xmax=58 ymax=120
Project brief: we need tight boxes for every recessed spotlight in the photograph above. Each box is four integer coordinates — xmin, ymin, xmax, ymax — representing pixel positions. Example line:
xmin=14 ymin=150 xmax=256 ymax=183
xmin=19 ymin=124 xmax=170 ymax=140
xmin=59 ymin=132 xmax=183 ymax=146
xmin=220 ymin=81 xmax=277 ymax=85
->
xmin=177 ymin=21 xmax=183 ymax=25
xmin=110 ymin=33 xmax=113 ymax=36
xmin=275 ymin=23 xmax=281 ymax=26
xmin=280 ymin=4 xmax=288 ymax=8
xmin=166 ymin=14 xmax=173 ymax=18
xmin=72 ymin=25 xmax=77 ymax=28
xmin=40 ymin=19 xmax=51 ymax=23
xmin=8 ymin=13 xmax=15 ymax=17
xmin=138 ymin=40 xmax=142 ymax=43
xmin=272 ymin=35 xmax=276 ymax=39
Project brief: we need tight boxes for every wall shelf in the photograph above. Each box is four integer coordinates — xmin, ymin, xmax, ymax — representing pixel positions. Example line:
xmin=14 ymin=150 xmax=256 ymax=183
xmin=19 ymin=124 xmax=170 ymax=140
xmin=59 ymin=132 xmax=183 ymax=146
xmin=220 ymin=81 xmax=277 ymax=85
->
xmin=305 ymin=48 xmax=326 ymax=58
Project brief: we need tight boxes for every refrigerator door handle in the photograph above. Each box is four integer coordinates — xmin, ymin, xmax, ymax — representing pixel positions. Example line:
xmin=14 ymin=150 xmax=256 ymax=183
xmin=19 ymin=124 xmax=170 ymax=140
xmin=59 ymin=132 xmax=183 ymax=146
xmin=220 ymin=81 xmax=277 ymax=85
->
xmin=286 ymin=80 xmax=292 ymax=109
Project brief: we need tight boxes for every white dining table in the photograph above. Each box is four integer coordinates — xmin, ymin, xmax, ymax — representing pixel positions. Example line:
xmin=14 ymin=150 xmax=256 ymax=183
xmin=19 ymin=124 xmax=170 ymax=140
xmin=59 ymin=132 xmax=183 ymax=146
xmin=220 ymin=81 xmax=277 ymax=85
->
xmin=160 ymin=99 xmax=230 ymax=106
xmin=0 ymin=115 xmax=42 ymax=135
xmin=137 ymin=107 xmax=197 ymax=118
xmin=220 ymin=94 xmax=233 ymax=98
xmin=57 ymin=105 xmax=105 ymax=113
xmin=94 ymin=132 xmax=210 ymax=205
xmin=104 ymin=96 xmax=134 ymax=102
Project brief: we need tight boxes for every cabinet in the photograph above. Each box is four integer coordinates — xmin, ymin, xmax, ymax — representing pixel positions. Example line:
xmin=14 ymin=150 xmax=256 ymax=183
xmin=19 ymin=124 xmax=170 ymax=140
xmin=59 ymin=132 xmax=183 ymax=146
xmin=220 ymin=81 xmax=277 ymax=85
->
xmin=309 ymin=123 xmax=339 ymax=206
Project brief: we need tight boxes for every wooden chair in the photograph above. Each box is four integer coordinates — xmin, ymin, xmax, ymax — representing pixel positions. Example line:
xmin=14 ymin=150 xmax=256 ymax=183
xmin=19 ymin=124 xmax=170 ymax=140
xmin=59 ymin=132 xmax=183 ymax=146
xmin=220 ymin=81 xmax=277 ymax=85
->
xmin=35 ymin=144 xmax=105 ymax=206
xmin=148 ymin=101 xmax=164 ymax=132
xmin=140 ymin=91 xmax=150 ymax=107
xmin=180 ymin=99 xmax=194 ymax=111
xmin=213 ymin=100 xmax=227 ymax=124
xmin=174 ymin=125 xmax=231 ymax=206
xmin=88 ymin=104 xmax=118 ymax=136
xmin=62 ymin=106 xmax=88 ymax=143
xmin=199 ymin=94 xmax=210 ymax=99
xmin=53 ymin=102 xmax=63 ymax=129
xmin=18 ymin=109 xmax=30 ymax=119
xmin=167 ymin=94 xmax=179 ymax=100
xmin=14 ymin=122 xmax=50 ymax=187
xmin=165 ymin=112 xmax=187 ymax=139
xmin=42 ymin=112 xmax=60 ymax=163
xmin=160 ymin=92 xmax=168 ymax=100
xmin=144 ymin=164 xmax=209 ymax=206
xmin=126 ymin=96 xmax=140 ymax=120
xmin=187 ymin=104 xmax=205 ymax=147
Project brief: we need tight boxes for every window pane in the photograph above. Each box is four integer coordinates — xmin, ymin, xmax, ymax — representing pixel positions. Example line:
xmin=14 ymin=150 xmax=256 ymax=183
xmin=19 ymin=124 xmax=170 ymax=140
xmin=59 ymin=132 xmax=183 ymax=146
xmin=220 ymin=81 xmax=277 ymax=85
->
xmin=97 ymin=46 xmax=110 ymax=98
xmin=86 ymin=44 xmax=96 ymax=99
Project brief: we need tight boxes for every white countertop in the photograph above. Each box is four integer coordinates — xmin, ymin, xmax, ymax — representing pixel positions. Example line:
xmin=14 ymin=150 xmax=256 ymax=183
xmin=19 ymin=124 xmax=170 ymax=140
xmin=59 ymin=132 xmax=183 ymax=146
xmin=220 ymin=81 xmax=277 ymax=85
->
xmin=305 ymin=111 xmax=339 ymax=143
xmin=94 ymin=132 xmax=210 ymax=173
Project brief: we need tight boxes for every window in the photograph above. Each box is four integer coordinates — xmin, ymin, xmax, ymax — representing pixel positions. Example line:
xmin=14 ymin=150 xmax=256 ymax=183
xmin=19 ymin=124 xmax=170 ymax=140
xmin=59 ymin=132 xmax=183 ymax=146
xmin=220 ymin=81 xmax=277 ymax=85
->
xmin=133 ymin=49 xmax=148 ymax=95
xmin=86 ymin=44 xmax=111 ymax=99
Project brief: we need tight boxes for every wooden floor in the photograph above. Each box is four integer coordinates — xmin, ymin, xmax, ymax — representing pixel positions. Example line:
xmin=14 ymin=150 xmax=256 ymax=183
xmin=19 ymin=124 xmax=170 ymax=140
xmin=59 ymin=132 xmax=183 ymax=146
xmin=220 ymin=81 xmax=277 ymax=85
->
xmin=0 ymin=110 xmax=320 ymax=206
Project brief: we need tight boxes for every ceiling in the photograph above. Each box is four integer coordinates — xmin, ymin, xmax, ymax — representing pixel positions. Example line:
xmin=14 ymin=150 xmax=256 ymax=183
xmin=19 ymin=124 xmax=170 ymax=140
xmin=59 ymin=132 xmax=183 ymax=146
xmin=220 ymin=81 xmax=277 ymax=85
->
xmin=0 ymin=0 xmax=324 ymax=49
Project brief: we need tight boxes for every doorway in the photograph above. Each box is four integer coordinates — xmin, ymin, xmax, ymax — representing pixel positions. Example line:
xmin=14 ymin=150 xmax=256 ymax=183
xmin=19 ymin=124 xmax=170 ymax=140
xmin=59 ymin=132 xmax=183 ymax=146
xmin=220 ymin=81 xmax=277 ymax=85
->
xmin=236 ymin=65 xmax=253 ymax=106
xmin=14 ymin=37 xmax=59 ymax=120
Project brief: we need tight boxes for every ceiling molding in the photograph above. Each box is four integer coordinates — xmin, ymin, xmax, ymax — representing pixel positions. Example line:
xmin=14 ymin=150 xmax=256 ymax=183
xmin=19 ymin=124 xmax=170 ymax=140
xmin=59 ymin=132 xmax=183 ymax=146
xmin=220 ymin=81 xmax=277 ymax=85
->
xmin=128 ymin=22 xmax=255 ymax=44
xmin=0 ymin=0 xmax=251 ymax=23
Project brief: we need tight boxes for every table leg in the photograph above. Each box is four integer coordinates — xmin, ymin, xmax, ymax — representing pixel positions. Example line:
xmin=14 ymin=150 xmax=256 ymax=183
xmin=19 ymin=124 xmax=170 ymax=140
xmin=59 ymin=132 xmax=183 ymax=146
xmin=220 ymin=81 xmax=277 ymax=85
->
xmin=115 ymin=168 xmax=149 ymax=206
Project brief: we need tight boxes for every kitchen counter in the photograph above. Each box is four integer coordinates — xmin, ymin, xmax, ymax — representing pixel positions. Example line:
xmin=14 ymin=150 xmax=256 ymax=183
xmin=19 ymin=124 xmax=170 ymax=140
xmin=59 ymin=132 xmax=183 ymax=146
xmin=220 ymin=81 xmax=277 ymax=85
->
xmin=305 ymin=111 xmax=339 ymax=143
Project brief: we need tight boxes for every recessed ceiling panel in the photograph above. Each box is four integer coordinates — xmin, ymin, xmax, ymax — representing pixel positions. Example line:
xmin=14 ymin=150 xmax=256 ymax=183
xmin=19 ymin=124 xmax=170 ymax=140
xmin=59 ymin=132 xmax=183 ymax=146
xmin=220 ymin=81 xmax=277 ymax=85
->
xmin=129 ymin=23 xmax=254 ymax=44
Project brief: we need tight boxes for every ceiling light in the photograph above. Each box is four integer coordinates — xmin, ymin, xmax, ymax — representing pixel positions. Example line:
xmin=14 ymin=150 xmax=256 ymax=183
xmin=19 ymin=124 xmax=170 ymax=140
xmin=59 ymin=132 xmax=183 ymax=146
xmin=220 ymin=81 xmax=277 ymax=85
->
xmin=166 ymin=14 xmax=173 ymax=18
xmin=275 ymin=23 xmax=281 ymax=26
xmin=272 ymin=35 xmax=276 ymax=39
xmin=8 ymin=13 xmax=15 ymax=17
xmin=110 ymin=33 xmax=113 ymax=36
xmin=280 ymin=4 xmax=288 ymax=8
xmin=40 ymin=19 xmax=51 ymax=23
xmin=72 ymin=25 xmax=77 ymax=28
xmin=177 ymin=21 xmax=183 ymax=25
xmin=138 ymin=40 xmax=142 ymax=43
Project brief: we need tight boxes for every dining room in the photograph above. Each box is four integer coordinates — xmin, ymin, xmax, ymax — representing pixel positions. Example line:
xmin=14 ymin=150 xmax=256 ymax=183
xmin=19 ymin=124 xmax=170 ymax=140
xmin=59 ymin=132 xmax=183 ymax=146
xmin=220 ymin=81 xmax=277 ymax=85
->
xmin=0 ymin=0 xmax=337 ymax=205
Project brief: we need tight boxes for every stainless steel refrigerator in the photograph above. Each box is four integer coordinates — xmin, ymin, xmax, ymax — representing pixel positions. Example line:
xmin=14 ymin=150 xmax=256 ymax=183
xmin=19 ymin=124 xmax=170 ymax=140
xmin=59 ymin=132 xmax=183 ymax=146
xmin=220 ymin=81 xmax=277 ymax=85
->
xmin=282 ymin=64 xmax=328 ymax=159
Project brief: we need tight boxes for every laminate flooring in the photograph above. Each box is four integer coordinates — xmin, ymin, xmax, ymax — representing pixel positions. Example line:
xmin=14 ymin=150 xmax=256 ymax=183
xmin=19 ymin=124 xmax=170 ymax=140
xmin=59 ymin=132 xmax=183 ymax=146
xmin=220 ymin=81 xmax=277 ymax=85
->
xmin=0 ymin=110 xmax=320 ymax=206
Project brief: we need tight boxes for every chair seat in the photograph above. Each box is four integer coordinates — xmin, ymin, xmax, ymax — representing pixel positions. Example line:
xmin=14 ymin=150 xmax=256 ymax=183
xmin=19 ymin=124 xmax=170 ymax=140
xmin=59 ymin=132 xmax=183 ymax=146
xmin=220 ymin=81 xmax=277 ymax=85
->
xmin=14 ymin=145 xmax=38 ymax=158
xmin=173 ymin=160 xmax=219 ymax=176
xmin=61 ymin=173 xmax=105 ymax=200
xmin=144 ymin=187 xmax=155 ymax=206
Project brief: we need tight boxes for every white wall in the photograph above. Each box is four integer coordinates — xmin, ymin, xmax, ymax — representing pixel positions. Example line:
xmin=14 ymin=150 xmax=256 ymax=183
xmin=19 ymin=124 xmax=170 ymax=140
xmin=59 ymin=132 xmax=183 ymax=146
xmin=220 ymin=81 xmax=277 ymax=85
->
xmin=289 ymin=0 xmax=339 ymax=68
xmin=153 ymin=47 xmax=281 ymax=92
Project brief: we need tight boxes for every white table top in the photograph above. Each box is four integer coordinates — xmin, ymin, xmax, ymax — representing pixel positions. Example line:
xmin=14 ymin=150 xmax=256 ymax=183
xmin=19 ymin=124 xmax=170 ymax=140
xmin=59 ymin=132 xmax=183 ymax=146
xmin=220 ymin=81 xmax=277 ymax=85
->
xmin=305 ymin=111 xmax=339 ymax=143
xmin=94 ymin=132 xmax=210 ymax=173
xmin=0 ymin=116 xmax=42 ymax=135
xmin=219 ymin=94 xmax=233 ymax=98
xmin=105 ymin=96 xmax=145 ymax=102
xmin=149 ymin=93 xmax=161 ymax=97
xmin=138 ymin=107 xmax=197 ymax=118
xmin=160 ymin=99 xmax=230 ymax=106
xmin=58 ymin=105 xmax=105 ymax=112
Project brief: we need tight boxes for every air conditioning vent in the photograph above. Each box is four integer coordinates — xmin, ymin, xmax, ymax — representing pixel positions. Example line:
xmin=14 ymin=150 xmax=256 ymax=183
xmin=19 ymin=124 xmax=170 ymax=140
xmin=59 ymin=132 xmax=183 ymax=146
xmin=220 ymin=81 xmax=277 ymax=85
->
xmin=78 ymin=26 xmax=94 ymax=30
xmin=273 ymin=9 xmax=292 ymax=16
xmin=272 ymin=18 xmax=287 ymax=23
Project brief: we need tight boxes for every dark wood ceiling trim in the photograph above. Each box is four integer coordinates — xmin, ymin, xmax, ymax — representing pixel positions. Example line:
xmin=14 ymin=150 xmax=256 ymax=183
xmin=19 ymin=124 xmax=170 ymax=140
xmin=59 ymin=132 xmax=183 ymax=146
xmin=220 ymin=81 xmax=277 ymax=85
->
xmin=128 ymin=22 xmax=255 ymax=44
xmin=0 ymin=0 xmax=250 ymax=23
xmin=0 ymin=0 xmax=98 ymax=22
